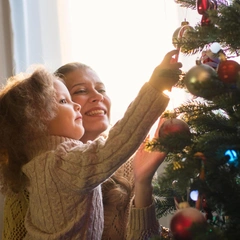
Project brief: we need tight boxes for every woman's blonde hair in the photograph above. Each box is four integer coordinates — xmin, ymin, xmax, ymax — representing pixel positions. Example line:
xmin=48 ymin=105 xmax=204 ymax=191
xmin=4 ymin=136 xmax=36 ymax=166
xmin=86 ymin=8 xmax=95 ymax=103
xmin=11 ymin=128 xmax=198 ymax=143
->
xmin=0 ymin=67 xmax=58 ymax=193
xmin=55 ymin=62 xmax=93 ymax=80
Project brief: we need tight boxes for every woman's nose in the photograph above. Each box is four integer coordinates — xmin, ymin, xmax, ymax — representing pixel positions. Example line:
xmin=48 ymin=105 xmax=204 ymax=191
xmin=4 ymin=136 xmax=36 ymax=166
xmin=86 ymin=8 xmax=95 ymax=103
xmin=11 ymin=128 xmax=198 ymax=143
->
xmin=90 ymin=91 xmax=104 ymax=102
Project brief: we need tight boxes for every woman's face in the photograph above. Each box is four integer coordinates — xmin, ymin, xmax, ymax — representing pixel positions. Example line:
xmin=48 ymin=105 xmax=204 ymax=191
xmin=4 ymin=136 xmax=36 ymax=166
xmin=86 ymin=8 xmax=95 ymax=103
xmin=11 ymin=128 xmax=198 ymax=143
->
xmin=63 ymin=68 xmax=111 ymax=142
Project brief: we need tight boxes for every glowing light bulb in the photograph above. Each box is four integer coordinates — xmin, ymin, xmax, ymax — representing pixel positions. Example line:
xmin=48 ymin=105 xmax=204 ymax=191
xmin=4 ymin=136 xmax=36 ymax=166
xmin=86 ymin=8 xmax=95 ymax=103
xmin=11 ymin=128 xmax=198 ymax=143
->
xmin=190 ymin=190 xmax=199 ymax=201
xmin=225 ymin=149 xmax=238 ymax=167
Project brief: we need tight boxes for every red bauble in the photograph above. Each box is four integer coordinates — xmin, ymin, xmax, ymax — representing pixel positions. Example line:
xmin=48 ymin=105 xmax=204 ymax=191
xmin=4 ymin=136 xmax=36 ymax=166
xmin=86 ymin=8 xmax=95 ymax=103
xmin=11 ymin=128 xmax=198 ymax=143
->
xmin=201 ymin=14 xmax=211 ymax=26
xmin=198 ymin=0 xmax=217 ymax=26
xmin=217 ymin=60 xmax=240 ymax=84
xmin=170 ymin=207 xmax=207 ymax=240
xmin=197 ymin=0 xmax=210 ymax=15
xmin=197 ymin=0 xmax=217 ymax=14
xmin=158 ymin=118 xmax=191 ymax=151
xmin=159 ymin=118 xmax=189 ymax=135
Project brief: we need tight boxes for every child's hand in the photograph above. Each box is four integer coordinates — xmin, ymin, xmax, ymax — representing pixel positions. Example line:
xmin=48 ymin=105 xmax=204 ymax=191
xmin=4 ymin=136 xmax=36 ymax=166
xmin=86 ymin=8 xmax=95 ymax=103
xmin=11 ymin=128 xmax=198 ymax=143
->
xmin=149 ymin=50 xmax=182 ymax=92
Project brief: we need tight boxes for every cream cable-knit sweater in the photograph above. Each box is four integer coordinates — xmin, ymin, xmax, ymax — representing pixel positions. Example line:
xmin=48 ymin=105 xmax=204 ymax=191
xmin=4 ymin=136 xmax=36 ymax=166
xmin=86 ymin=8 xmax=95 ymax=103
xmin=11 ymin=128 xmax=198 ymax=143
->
xmin=3 ymin=159 xmax=160 ymax=240
xmin=21 ymin=83 xmax=169 ymax=240
xmin=3 ymin=157 xmax=160 ymax=240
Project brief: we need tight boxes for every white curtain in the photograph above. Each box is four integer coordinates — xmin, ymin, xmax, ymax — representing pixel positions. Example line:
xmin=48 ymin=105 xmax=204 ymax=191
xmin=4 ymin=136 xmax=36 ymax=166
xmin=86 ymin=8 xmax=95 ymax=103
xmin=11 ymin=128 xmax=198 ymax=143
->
xmin=8 ymin=0 xmax=63 ymax=73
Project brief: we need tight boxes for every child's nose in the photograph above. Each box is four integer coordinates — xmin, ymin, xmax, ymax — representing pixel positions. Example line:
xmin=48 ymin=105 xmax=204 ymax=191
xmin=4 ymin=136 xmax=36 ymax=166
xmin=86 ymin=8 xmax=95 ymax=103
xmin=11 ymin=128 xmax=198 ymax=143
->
xmin=74 ymin=103 xmax=81 ymax=111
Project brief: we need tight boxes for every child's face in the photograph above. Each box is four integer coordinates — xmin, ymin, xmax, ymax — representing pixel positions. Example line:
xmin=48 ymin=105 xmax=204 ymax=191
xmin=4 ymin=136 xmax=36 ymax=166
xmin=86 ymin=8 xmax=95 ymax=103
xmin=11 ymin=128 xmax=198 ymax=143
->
xmin=47 ymin=79 xmax=85 ymax=140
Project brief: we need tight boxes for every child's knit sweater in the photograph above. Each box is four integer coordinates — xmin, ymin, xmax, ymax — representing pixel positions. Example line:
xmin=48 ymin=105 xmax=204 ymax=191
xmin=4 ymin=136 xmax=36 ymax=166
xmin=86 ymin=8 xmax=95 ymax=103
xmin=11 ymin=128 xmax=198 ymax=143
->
xmin=3 ymin=159 xmax=160 ymax=240
xmin=15 ymin=83 xmax=168 ymax=240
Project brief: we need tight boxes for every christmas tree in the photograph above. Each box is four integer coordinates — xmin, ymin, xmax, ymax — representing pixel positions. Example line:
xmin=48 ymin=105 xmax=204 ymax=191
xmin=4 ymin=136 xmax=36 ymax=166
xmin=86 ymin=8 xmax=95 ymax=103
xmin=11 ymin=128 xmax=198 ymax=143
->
xmin=148 ymin=1 xmax=240 ymax=239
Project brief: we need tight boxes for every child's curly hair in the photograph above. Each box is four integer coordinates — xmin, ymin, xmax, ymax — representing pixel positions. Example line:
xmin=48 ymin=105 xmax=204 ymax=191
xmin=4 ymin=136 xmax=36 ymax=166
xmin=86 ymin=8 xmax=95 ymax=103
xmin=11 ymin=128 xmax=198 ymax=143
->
xmin=0 ymin=67 xmax=58 ymax=193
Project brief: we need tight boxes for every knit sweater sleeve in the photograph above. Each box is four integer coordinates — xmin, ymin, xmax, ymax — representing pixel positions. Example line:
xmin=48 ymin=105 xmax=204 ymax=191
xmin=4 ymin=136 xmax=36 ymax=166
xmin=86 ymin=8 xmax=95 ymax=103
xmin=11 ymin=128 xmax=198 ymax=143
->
xmin=116 ymin=157 xmax=160 ymax=240
xmin=116 ymin=155 xmax=134 ymax=185
xmin=51 ymin=83 xmax=169 ymax=192
xmin=126 ymin=200 xmax=160 ymax=240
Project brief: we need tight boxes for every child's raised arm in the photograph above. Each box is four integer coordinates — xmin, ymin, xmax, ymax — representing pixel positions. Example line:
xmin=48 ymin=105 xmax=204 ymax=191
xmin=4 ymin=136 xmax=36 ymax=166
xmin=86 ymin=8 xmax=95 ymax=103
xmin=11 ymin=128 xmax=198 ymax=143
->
xmin=53 ymin=50 xmax=182 ymax=191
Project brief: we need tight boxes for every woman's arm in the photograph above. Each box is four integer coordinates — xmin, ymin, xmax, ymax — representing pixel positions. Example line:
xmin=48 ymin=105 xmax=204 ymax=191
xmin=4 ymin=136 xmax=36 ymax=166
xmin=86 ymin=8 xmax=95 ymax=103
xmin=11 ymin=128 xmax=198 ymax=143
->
xmin=133 ymin=139 xmax=166 ymax=208
xmin=127 ymin=118 xmax=168 ymax=239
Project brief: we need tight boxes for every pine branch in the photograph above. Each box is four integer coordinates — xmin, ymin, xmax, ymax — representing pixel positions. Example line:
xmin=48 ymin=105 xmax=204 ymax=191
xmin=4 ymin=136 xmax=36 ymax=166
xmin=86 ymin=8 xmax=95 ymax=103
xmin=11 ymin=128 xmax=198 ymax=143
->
xmin=174 ymin=0 xmax=197 ymax=9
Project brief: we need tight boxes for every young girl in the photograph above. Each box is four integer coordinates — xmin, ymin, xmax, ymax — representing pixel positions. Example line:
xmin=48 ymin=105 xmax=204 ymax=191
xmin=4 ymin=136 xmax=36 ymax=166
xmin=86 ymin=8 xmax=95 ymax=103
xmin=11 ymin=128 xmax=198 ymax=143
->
xmin=0 ymin=50 xmax=181 ymax=239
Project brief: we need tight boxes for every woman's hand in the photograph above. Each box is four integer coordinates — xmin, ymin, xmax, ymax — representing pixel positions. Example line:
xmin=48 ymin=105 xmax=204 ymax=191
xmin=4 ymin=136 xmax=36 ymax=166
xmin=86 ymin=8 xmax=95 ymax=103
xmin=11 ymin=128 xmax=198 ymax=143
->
xmin=133 ymin=137 xmax=166 ymax=186
xmin=133 ymin=117 xmax=167 ymax=207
